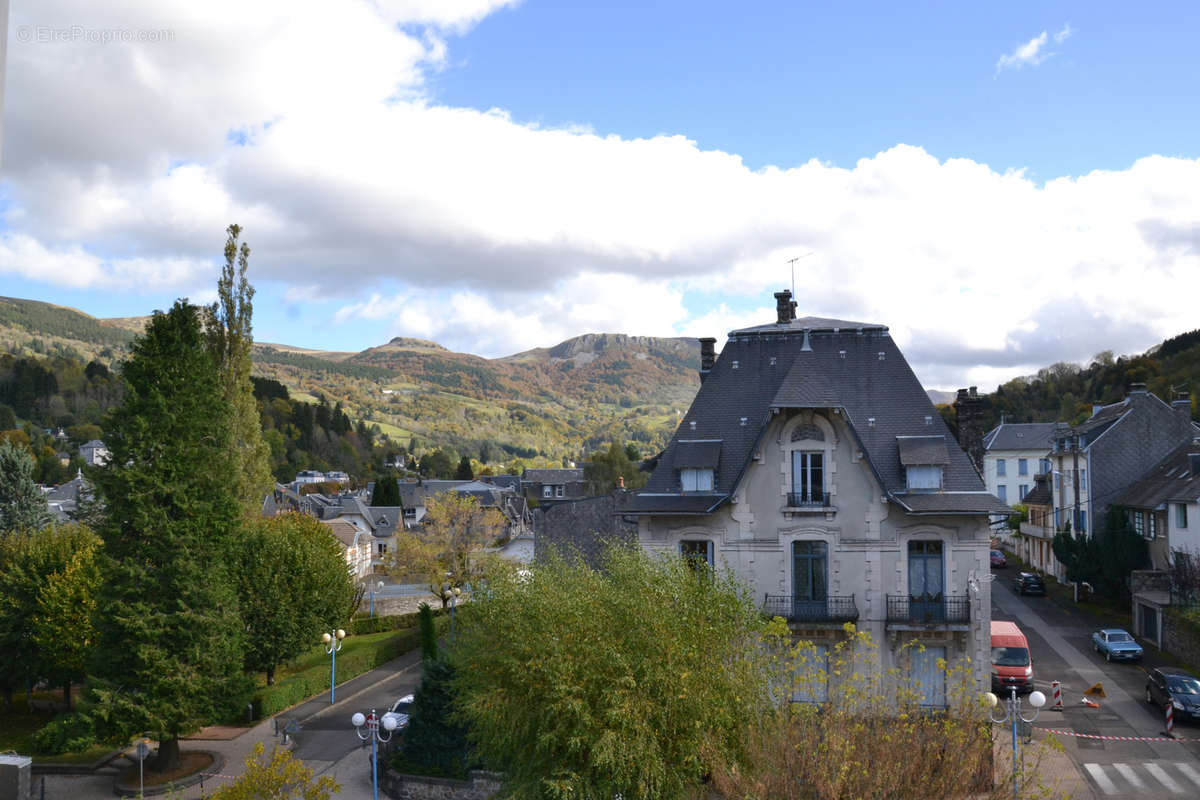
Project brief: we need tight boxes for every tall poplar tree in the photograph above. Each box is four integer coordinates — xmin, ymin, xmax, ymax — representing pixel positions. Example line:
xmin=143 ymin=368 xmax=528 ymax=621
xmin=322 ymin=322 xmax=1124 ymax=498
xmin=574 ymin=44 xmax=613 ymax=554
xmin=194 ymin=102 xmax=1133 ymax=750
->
xmin=89 ymin=301 xmax=249 ymax=771
xmin=206 ymin=224 xmax=273 ymax=515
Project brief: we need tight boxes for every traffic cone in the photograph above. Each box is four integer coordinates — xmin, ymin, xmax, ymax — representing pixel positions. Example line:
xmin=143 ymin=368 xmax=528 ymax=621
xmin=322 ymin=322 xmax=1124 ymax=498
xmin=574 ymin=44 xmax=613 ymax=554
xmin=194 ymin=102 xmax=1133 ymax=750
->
xmin=1081 ymin=696 xmax=1100 ymax=708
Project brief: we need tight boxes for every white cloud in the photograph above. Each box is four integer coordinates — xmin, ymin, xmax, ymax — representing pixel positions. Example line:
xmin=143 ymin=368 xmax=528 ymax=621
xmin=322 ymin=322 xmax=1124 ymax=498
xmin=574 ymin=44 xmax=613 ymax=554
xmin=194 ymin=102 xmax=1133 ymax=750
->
xmin=996 ymin=24 xmax=1071 ymax=73
xmin=2 ymin=4 xmax=1197 ymax=391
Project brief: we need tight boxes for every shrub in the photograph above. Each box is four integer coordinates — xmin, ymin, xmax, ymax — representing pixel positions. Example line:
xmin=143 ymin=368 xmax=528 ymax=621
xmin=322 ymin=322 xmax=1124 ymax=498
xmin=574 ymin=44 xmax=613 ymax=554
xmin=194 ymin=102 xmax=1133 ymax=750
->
xmin=395 ymin=657 xmax=474 ymax=779
xmin=418 ymin=603 xmax=437 ymax=660
xmin=31 ymin=712 xmax=96 ymax=755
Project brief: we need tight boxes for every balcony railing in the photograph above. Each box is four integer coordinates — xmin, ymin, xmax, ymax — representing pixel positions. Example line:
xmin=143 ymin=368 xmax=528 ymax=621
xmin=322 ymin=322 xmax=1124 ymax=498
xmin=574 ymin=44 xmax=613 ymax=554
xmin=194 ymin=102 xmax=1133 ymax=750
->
xmin=786 ymin=492 xmax=826 ymax=508
xmin=763 ymin=594 xmax=859 ymax=623
xmin=886 ymin=594 xmax=970 ymax=625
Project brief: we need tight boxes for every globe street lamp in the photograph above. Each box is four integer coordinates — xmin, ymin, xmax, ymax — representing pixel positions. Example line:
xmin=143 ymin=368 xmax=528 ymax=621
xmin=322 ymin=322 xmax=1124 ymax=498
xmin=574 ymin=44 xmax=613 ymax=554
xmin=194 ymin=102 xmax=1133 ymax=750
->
xmin=986 ymin=687 xmax=1046 ymax=800
xmin=322 ymin=628 xmax=346 ymax=703
xmin=352 ymin=708 xmax=397 ymax=800
xmin=442 ymin=586 xmax=462 ymax=639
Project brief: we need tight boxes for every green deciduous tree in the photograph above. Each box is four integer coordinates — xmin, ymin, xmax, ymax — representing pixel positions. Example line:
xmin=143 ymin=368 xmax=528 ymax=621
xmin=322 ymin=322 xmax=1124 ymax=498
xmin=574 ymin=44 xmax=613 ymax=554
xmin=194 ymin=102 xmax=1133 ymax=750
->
xmin=372 ymin=474 xmax=401 ymax=507
xmin=206 ymin=224 xmax=273 ymax=515
xmin=0 ymin=437 xmax=52 ymax=531
xmin=583 ymin=440 xmax=648 ymax=495
xmin=0 ymin=523 xmax=100 ymax=712
xmin=89 ymin=301 xmax=250 ymax=772
xmin=236 ymin=513 xmax=357 ymax=685
xmin=451 ymin=545 xmax=772 ymax=800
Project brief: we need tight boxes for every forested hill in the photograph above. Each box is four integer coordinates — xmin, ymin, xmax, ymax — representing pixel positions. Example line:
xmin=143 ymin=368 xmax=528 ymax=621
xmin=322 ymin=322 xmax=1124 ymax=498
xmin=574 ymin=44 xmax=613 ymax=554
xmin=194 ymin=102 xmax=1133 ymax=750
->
xmin=940 ymin=330 xmax=1200 ymax=434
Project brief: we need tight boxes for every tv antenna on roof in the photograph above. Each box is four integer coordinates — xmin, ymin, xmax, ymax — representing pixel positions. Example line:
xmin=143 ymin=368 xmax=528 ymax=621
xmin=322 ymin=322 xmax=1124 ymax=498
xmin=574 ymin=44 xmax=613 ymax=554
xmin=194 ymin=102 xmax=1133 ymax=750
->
xmin=787 ymin=252 xmax=814 ymax=300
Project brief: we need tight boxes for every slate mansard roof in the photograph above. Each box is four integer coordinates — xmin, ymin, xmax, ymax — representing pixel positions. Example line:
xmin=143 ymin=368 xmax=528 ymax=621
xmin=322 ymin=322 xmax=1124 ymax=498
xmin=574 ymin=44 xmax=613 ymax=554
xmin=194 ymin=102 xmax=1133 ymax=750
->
xmin=1116 ymin=441 xmax=1200 ymax=510
xmin=629 ymin=311 xmax=1006 ymax=516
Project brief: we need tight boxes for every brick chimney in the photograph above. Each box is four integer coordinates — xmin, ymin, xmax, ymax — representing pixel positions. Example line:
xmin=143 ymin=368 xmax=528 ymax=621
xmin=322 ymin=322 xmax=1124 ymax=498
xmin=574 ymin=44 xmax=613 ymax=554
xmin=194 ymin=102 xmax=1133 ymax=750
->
xmin=1172 ymin=393 xmax=1192 ymax=420
xmin=953 ymin=386 xmax=985 ymax=473
xmin=774 ymin=290 xmax=797 ymax=324
xmin=699 ymin=337 xmax=716 ymax=382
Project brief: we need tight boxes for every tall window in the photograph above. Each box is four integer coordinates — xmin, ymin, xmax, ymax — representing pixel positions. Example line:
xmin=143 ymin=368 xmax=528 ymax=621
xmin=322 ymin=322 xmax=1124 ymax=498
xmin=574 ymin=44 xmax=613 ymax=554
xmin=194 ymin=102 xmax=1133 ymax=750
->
xmin=680 ymin=539 xmax=713 ymax=569
xmin=680 ymin=469 xmax=714 ymax=492
xmin=793 ymin=643 xmax=829 ymax=704
xmin=912 ymin=646 xmax=947 ymax=707
xmin=1133 ymin=511 xmax=1146 ymax=538
xmin=1076 ymin=509 xmax=1087 ymax=534
xmin=1019 ymin=484 xmax=1029 ymax=500
xmin=1018 ymin=458 xmax=1028 ymax=476
xmin=1080 ymin=469 xmax=1087 ymax=491
xmin=793 ymin=541 xmax=828 ymax=602
xmin=997 ymin=485 xmax=1007 ymax=503
xmin=1039 ymin=458 xmax=1051 ymax=475
xmin=996 ymin=459 xmax=1007 ymax=477
xmin=1148 ymin=513 xmax=1157 ymax=540
xmin=791 ymin=451 xmax=824 ymax=505
xmin=908 ymin=540 xmax=944 ymax=600
xmin=1178 ymin=504 xmax=1189 ymax=529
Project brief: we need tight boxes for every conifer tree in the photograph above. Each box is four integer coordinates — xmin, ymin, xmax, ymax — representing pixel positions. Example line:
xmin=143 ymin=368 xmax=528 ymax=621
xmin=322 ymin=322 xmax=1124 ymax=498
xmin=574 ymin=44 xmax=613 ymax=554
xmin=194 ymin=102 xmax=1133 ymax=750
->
xmin=89 ymin=301 xmax=249 ymax=771
xmin=371 ymin=474 xmax=401 ymax=507
xmin=0 ymin=438 xmax=53 ymax=531
xmin=206 ymin=224 xmax=273 ymax=515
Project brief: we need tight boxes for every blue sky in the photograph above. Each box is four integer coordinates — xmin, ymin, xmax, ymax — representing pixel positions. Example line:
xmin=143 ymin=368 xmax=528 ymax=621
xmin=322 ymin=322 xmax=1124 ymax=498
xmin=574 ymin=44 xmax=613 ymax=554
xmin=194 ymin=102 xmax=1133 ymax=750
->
xmin=2 ymin=1 xmax=1200 ymax=389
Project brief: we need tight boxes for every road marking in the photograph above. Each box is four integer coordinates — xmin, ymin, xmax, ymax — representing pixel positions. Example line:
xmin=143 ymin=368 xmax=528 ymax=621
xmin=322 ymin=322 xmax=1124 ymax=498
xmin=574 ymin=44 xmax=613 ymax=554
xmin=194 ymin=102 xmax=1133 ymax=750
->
xmin=1175 ymin=762 xmax=1200 ymax=788
xmin=1144 ymin=762 xmax=1184 ymax=794
xmin=1084 ymin=763 xmax=1118 ymax=795
xmin=1113 ymin=763 xmax=1145 ymax=789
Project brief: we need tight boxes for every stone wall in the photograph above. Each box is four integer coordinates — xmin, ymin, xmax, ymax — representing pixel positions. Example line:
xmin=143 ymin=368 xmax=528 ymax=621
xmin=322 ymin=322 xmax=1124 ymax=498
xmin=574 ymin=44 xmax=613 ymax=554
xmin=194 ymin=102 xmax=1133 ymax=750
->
xmin=1164 ymin=607 xmax=1200 ymax=670
xmin=381 ymin=770 xmax=501 ymax=800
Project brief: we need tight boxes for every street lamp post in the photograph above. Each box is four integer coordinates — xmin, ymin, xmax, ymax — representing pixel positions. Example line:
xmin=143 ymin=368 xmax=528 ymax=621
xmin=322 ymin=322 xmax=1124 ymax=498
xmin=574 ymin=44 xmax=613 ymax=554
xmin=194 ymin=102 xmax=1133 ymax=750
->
xmin=352 ymin=709 xmax=397 ymax=800
xmin=369 ymin=580 xmax=384 ymax=618
xmin=322 ymin=628 xmax=346 ymax=703
xmin=442 ymin=586 xmax=462 ymax=639
xmin=986 ymin=687 xmax=1046 ymax=800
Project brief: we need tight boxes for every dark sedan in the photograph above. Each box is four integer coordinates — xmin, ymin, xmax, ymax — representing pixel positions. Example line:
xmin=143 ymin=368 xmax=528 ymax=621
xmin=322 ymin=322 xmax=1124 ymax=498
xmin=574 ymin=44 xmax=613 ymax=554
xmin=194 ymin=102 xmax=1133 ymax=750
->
xmin=1012 ymin=572 xmax=1045 ymax=595
xmin=1145 ymin=667 xmax=1200 ymax=721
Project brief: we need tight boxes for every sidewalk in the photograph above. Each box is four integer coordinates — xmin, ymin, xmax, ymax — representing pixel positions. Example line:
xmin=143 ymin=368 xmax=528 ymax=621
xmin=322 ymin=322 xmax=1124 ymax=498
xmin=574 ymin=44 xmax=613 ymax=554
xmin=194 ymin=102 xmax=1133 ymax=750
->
xmin=33 ymin=647 xmax=424 ymax=799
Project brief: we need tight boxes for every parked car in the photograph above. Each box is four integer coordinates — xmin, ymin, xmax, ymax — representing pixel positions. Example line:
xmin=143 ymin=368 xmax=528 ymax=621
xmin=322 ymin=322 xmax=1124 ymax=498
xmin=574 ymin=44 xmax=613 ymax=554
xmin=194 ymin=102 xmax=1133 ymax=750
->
xmin=381 ymin=693 xmax=414 ymax=731
xmin=1091 ymin=628 xmax=1144 ymax=662
xmin=1012 ymin=572 xmax=1045 ymax=595
xmin=990 ymin=550 xmax=1007 ymax=568
xmin=1145 ymin=667 xmax=1200 ymax=720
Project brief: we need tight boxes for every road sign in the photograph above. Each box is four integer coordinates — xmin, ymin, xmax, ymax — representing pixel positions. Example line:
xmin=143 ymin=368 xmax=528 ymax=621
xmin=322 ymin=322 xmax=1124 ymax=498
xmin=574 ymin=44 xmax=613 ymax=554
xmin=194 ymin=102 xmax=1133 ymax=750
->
xmin=135 ymin=741 xmax=150 ymax=762
xmin=366 ymin=711 xmax=378 ymax=732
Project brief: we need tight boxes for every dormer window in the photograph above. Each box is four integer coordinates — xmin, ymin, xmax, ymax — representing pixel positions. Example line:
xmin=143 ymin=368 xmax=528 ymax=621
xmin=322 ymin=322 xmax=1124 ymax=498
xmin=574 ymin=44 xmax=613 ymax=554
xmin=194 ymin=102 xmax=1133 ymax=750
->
xmin=680 ymin=468 xmax=714 ymax=492
xmin=906 ymin=465 xmax=943 ymax=490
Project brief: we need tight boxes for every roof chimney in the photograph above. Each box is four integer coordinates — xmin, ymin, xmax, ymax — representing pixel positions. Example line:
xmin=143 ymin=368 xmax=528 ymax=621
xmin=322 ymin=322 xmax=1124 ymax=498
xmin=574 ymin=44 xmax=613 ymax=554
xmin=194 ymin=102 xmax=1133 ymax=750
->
xmin=1129 ymin=383 xmax=1148 ymax=395
xmin=774 ymin=290 xmax=797 ymax=324
xmin=953 ymin=386 xmax=985 ymax=473
xmin=698 ymin=338 xmax=716 ymax=382
xmin=1173 ymin=393 xmax=1192 ymax=418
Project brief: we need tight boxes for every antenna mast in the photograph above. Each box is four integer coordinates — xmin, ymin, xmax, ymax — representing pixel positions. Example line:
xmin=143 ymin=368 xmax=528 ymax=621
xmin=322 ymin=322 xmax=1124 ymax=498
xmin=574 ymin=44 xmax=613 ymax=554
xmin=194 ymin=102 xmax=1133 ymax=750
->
xmin=786 ymin=252 xmax=814 ymax=299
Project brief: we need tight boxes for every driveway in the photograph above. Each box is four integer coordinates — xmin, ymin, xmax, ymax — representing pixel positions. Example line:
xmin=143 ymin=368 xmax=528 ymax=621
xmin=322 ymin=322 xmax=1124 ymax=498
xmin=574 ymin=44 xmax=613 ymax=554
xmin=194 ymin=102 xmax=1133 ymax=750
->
xmin=993 ymin=571 xmax=1200 ymax=798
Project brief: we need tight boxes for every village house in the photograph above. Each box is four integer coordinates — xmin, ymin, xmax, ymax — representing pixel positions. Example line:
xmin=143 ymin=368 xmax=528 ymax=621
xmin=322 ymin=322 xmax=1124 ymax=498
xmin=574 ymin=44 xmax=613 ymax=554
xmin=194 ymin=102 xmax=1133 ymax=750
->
xmin=628 ymin=290 xmax=1009 ymax=704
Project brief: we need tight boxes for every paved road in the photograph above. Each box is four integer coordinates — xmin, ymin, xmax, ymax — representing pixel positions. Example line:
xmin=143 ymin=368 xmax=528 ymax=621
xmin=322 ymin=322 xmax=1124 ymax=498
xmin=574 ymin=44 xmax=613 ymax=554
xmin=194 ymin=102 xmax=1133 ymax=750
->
xmin=993 ymin=571 xmax=1200 ymax=798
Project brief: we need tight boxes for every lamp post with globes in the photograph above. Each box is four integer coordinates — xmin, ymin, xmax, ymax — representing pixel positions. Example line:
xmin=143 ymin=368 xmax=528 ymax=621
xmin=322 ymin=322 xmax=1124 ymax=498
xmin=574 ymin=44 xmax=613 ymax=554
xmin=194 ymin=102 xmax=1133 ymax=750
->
xmin=986 ymin=687 xmax=1046 ymax=800
xmin=442 ymin=586 xmax=462 ymax=639
xmin=322 ymin=628 xmax=346 ymax=703
xmin=352 ymin=709 xmax=396 ymax=800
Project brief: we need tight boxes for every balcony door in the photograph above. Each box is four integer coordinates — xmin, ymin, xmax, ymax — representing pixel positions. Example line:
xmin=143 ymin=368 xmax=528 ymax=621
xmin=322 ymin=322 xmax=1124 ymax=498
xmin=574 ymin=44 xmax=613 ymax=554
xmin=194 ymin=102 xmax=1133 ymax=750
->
xmin=908 ymin=540 xmax=944 ymax=622
xmin=792 ymin=541 xmax=828 ymax=619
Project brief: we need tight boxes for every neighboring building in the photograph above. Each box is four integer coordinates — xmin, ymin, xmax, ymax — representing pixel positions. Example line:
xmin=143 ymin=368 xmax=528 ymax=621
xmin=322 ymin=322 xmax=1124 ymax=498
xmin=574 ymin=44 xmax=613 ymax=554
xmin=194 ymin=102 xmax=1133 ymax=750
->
xmin=628 ymin=290 xmax=1009 ymax=705
xmin=521 ymin=468 xmax=586 ymax=504
xmin=293 ymin=470 xmax=327 ymax=488
xmin=46 ymin=470 xmax=88 ymax=522
xmin=535 ymin=492 xmax=638 ymax=568
xmin=322 ymin=519 xmax=374 ymax=581
xmin=79 ymin=440 xmax=109 ymax=466
xmin=1015 ymin=473 xmax=1060 ymax=579
xmin=982 ymin=422 xmax=1057 ymax=507
xmin=1049 ymin=387 xmax=1195 ymax=540
xmin=1115 ymin=439 xmax=1200 ymax=570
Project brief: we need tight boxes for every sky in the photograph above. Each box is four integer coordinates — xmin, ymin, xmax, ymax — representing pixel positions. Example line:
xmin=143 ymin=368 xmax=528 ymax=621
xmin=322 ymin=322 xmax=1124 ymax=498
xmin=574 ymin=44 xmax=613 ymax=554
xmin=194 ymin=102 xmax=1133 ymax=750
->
xmin=2 ymin=1 xmax=1199 ymax=391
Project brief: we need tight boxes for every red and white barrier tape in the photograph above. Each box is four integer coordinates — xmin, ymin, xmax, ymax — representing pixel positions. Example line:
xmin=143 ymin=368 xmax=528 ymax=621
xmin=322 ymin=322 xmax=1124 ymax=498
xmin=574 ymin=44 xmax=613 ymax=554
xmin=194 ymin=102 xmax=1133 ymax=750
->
xmin=1035 ymin=727 xmax=1199 ymax=742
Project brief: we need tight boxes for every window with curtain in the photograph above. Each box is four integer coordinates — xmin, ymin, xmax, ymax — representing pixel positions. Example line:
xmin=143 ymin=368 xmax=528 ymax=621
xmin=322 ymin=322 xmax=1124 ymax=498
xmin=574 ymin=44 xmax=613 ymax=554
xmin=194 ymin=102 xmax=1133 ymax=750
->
xmin=791 ymin=451 xmax=824 ymax=505
xmin=680 ymin=468 xmax=714 ymax=492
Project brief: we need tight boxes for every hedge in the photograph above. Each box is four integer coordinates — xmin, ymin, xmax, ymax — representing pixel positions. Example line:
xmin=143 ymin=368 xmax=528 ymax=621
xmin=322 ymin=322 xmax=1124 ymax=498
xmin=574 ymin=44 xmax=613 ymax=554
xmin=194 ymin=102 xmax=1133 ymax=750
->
xmin=350 ymin=606 xmax=446 ymax=635
xmin=254 ymin=616 xmax=449 ymax=718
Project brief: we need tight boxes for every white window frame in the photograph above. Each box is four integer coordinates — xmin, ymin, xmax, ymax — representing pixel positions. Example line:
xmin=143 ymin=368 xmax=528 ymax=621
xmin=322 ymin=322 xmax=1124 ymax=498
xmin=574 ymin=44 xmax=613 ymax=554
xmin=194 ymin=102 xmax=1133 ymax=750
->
xmin=791 ymin=451 xmax=825 ymax=504
xmin=1019 ymin=484 xmax=1029 ymax=500
xmin=997 ymin=485 xmax=1007 ymax=503
xmin=1133 ymin=510 xmax=1146 ymax=538
xmin=906 ymin=465 xmax=942 ymax=490
xmin=542 ymin=485 xmax=553 ymax=498
xmin=1080 ymin=469 xmax=1087 ymax=492
xmin=555 ymin=485 xmax=565 ymax=498
xmin=1177 ymin=504 xmax=1188 ymax=529
xmin=680 ymin=468 xmax=714 ymax=492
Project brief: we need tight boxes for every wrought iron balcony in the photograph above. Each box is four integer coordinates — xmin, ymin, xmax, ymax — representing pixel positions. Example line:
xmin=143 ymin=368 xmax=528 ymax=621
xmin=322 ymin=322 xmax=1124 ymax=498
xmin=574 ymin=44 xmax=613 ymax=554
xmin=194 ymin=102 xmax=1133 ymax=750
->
xmin=886 ymin=594 xmax=970 ymax=625
xmin=786 ymin=491 xmax=826 ymax=508
xmin=763 ymin=594 xmax=859 ymax=623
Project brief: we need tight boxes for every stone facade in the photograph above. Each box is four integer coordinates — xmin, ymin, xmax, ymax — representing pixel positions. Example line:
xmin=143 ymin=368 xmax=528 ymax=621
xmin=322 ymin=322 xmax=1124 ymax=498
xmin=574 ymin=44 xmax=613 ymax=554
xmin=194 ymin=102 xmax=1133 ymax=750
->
xmin=381 ymin=770 xmax=502 ymax=800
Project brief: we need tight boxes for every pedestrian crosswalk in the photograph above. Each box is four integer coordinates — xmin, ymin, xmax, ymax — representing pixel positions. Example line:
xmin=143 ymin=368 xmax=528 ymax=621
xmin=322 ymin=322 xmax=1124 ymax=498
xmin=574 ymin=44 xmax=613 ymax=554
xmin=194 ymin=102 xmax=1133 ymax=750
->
xmin=1084 ymin=762 xmax=1200 ymax=795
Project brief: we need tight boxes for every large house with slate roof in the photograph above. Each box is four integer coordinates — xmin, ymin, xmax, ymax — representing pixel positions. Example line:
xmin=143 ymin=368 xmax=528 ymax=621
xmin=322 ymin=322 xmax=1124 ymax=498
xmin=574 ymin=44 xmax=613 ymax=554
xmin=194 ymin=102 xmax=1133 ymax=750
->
xmin=628 ymin=290 xmax=1009 ymax=703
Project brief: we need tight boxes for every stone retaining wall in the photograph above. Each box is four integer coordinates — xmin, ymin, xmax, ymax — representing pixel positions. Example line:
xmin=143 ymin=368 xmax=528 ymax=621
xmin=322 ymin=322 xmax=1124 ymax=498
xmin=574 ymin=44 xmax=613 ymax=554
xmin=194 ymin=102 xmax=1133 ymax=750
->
xmin=1164 ymin=607 xmax=1200 ymax=669
xmin=381 ymin=769 xmax=501 ymax=800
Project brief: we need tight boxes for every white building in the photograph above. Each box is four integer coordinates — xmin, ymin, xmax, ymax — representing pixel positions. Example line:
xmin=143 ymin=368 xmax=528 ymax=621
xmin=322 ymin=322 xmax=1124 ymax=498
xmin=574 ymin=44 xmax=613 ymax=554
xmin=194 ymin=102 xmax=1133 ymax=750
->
xmin=629 ymin=291 xmax=1009 ymax=705
xmin=981 ymin=422 xmax=1056 ymax=508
